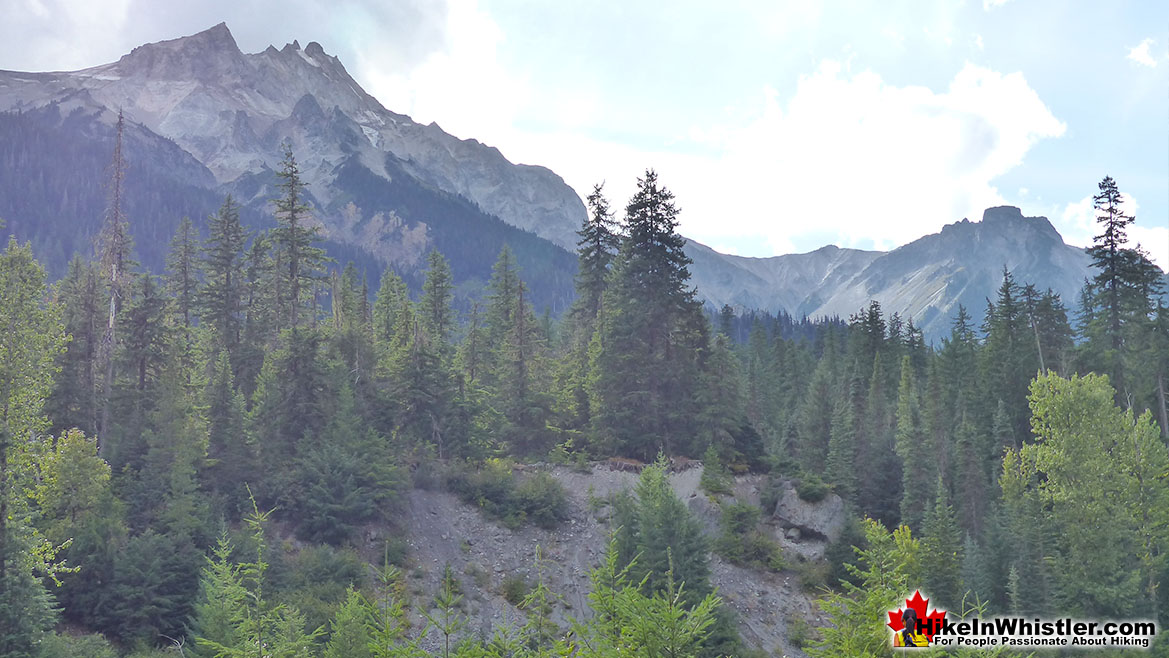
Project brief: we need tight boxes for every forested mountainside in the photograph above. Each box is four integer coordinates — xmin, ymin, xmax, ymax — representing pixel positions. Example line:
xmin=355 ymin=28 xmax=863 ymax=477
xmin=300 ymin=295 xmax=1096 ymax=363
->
xmin=4 ymin=23 xmax=1155 ymax=340
xmin=0 ymin=23 xmax=582 ymax=313
xmin=1 ymin=116 xmax=1167 ymax=658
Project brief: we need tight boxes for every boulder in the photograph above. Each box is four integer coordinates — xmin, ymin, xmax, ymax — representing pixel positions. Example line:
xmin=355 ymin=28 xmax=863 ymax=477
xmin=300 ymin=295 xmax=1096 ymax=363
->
xmin=772 ymin=485 xmax=845 ymax=543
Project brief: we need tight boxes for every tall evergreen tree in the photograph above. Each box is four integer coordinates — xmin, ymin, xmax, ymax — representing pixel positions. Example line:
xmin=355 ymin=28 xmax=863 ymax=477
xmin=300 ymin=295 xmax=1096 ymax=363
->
xmin=592 ymin=170 xmax=708 ymax=458
xmin=418 ymin=250 xmax=455 ymax=354
xmin=570 ymin=182 xmax=621 ymax=336
xmin=921 ymin=477 xmax=962 ymax=608
xmin=47 ymin=256 xmax=102 ymax=436
xmin=165 ymin=216 xmax=201 ymax=332
xmin=205 ymin=351 xmax=252 ymax=513
xmin=895 ymin=355 xmax=931 ymax=530
xmin=202 ymin=196 xmax=248 ymax=359
xmin=271 ymin=144 xmax=326 ymax=329
xmin=96 ymin=110 xmax=135 ymax=452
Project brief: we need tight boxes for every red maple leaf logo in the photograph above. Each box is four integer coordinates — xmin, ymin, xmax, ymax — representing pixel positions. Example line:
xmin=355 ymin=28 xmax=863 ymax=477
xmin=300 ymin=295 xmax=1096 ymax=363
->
xmin=887 ymin=591 xmax=947 ymax=642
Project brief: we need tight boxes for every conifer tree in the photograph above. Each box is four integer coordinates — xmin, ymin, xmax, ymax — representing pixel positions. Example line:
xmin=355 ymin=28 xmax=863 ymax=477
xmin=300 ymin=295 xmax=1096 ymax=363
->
xmin=165 ymin=216 xmax=201 ymax=332
xmin=921 ymin=477 xmax=962 ymax=607
xmin=857 ymin=351 xmax=900 ymax=527
xmin=570 ymin=182 xmax=620 ymax=336
xmin=695 ymin=333 xmax=746 ymax=454
xmin=797 ymin=331 xmax=839 ymax=474
xmin=826 ymin=375 xmax=859 ymax=500
xmin=592 ymin=171 xmax=707 ymax=458
xmin=615 ymin=457 xmax=711 ymax=605
xmin=47 ymin=256 xmax=102 ymax=436
xmin=271 ymin=144 xmax=326 ymax=329
xmin=419 ymin=250 xmax=455 ymax=353
xmin=203 ymin=196 xmax=248 ymax=358
xmin=895 ymin=355 xmax=931 ymax=530
xmin=205 ymin=351 xmax=252 ymax=512
xmin=96 ymin=110 xmax=135 ymax=451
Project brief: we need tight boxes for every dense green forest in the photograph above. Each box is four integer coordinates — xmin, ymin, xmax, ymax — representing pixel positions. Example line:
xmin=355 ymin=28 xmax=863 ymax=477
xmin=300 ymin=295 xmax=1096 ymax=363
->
xmin=0 ymin=124 xmax=1166 ymax=658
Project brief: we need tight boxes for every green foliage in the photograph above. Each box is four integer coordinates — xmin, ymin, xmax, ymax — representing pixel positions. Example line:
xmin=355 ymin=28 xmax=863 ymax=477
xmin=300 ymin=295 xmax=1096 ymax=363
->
xmin=192 ymin=501 xmax=323 ymax=658
xmin=614 ymin=456 xmax=711 ymax=606
xmin=323 ymin=588 xmax=371 ymax=658
xmin=920 ymin=477 xmax=962 ymax=609
xmin=574 ymin=539 xmax=722 ymax=658
xmin=0 ymin=234 xmax=67 ymax=658
xmin=35 ymin=632 xmax=119 ymax=658
xmin=714 ymin=501 xmax=784 ymax=571
xmin=1008 ymin=372 xmax=1169 ymax=618
xmin=202 ymin=196 xmax=247 ymax=355
xmin=591 ymin=170 xmax=709 ymax=460
xmin=502 ymin=574 xmax=530 ymax=605
xmin=698 ymin=445 xmax=732 ymax=496
xmin=808 ymin=519 xmax=920 ymax=658
xmin=446 ymin=461 xmax=569 ymax=530
xmin=796 ymin=472 xmax=829 ymax=503
xmin=272 ymin=544 xmax=366 ymax=640
xmin=271 ymin=143 xmax=327 ymax=329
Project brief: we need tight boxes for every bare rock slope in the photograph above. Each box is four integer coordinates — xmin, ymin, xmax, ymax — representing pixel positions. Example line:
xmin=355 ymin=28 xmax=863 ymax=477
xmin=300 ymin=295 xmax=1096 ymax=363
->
xmin=390 ymin=466 xmax=828 ymax=657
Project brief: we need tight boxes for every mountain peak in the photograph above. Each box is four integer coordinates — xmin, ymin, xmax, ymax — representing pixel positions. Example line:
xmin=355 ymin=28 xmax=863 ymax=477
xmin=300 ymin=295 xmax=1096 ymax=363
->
xmin=152 ymin=22 xmax=238 ymax=54
xmin=117 ymin=23 xmax=242 ymax=77
xmin=981 ymin=205 xmax=1061 ymax=241
xmin=981 ymin=205 xmax=1024 ymax=222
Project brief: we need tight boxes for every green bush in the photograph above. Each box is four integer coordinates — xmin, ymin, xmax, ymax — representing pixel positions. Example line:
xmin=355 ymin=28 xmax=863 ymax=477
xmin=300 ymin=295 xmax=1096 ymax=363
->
xmin=36 ymin=633 xmax=119 ymax=658
xmin=271 ymin=545 xmax=365 ymax=636
xmin=382 ymin=537 xmax=411 ymax=567
xmin=793 ymin=558 xmax=830 ymax=591
xmin=700 ymin=445 xmax=733 ymax=496
xmin=515 ymin=472 xmax=570 ymax=529
xmin=501 ymin=574 xmax=529 ymax=605
xmin=715 ymin=502 xmax=785 ymax=572
xmin=787 ymin=614 xmax=816 ymax=648
xmin=446 ymin=461 xmax=569 ymax=529
xmin=796 ymin=473 xmax=829 ymax=502
xmin=760 ymin=475 xmax=783 ymax=513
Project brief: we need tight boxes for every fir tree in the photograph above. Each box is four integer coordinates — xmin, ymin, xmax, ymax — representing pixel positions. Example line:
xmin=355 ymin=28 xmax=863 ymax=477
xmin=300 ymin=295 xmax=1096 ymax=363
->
xmin=419 ymin=250 xmax=455 ymax=353
xmin=570 ymin=182 xmax=620 ymax=337
xmin=165 ymin=216 xmax=201 ymax=332
xmin=592 ymin=170 xmax=708 ymax=459
xmin=895 ymin=355 xmax=931 ymax=530
xmin=921 ymin=477 xmax=962 ymax=608
xmin=202 ymin=196 xmax=248 ymax=358
xmin=271 ymin=144 xmax=326 ymax=329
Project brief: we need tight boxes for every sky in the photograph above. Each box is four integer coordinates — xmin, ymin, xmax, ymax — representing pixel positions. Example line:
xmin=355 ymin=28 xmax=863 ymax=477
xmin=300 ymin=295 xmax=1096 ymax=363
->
xmin=3 ymin=0 xmax=1167 ymax=269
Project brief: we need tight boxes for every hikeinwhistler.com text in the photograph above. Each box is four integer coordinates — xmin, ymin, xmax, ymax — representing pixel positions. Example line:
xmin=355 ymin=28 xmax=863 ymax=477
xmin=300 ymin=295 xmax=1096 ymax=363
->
xmin=919 ymin=616 xmax=1157 ymax=649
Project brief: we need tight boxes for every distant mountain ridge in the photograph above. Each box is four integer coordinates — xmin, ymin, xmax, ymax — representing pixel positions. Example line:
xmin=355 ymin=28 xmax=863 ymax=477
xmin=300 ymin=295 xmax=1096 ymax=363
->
xmin=0 ymin=24 xmax=1156 ymax=338
xmin=688 ymin=206 xmax=1111 ymax=339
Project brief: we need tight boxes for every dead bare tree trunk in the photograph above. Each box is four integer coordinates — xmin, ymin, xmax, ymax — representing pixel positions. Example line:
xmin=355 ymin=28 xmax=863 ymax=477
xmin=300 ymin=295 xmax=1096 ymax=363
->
xmin=97 ymin=110 xmax=129 ymax=457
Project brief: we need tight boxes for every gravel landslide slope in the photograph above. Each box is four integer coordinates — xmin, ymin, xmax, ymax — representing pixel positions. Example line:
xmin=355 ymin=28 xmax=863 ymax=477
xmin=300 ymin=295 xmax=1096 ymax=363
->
xmin=385 ymin=465 xmax=822 ymax=657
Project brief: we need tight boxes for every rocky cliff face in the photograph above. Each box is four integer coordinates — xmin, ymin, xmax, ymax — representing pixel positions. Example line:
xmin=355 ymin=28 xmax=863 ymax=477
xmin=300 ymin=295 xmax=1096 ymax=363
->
xmin=0 ymin=23 xmax=585 ymax=249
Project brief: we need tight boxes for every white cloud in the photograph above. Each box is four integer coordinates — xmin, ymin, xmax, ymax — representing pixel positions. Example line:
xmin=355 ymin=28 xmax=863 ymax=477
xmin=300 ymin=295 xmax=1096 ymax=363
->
xmin=632 ymin=61 xmax=1065 ymax=255
xmin=983 ymin=0 xmax=1011 ymax=10
xmin=354 ymin=0 xmax=530 ymax=143
xmin=468 ymin=60 xmax=1067 ymax=262
xmin=1059 ymin=193 xmax=1168 ymax=271
xmin=1127 ymin=38 xmax=1157 ymax=67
